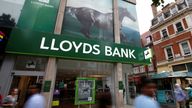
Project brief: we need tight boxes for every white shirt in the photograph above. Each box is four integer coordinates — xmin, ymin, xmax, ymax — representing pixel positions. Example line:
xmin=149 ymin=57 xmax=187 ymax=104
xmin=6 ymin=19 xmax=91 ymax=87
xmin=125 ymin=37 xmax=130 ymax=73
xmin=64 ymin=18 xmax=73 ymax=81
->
xmin=134 ymin=95 xmax=160 ymax=108
xmin=24 ymin=94 xmax=45 ymax=108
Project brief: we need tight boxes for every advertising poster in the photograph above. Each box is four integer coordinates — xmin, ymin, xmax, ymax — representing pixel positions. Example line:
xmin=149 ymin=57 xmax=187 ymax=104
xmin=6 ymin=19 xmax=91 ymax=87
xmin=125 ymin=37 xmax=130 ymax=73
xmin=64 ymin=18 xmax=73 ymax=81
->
xmin=75 ymin=78 xmax=96 ymax=105
xmin=157 ymin=90 xmax=175 ymax=104
xmin=118 ymin=0 xmax=141 ymax=47
xmin=0 ymin=0 xmax=25 ymax=27
xmin=62 ymin=0 xmax=114 ymax=42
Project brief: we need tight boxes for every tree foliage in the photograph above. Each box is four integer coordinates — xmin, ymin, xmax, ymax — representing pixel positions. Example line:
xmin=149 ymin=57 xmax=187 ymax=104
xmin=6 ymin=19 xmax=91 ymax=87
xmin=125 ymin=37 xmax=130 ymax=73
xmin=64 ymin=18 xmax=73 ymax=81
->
xmin=152 ymin=0 xmax=165 ymax=6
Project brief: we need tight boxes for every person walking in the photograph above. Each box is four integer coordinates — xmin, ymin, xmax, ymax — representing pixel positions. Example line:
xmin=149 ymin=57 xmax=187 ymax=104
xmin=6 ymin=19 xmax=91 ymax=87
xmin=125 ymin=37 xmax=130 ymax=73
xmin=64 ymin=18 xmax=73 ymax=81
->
xmin=134 ymin=78 xmax=160 ymax=108
xmin=2 ymin=88 xmax=18 ymax=108
xmin=24 ymin=85 xmax=45 ymax=108
xmin=174 ymin=84 xmax=187 ymax=108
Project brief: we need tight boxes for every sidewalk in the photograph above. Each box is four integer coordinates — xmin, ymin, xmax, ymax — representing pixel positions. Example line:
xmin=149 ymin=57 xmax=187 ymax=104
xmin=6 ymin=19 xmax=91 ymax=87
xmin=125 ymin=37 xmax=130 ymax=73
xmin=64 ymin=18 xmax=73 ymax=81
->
xmin=124 ymin=105 xmax=133 ymax=108
xmin=124 ymin=104 xmax=176 ymax=108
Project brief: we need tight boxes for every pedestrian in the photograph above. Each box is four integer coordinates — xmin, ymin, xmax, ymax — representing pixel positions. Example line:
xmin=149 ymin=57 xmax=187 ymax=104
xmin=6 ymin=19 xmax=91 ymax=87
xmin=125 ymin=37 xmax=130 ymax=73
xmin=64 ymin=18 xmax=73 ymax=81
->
xmin=2 ymin=88 xmax=18 ymax=108
xmin=24 ymin=85 xmax=45 ymax=108
xmin=174 ymin=84 xmax=187 ymax=108
xmin=134 ymin=78 xmax=160 ymax=108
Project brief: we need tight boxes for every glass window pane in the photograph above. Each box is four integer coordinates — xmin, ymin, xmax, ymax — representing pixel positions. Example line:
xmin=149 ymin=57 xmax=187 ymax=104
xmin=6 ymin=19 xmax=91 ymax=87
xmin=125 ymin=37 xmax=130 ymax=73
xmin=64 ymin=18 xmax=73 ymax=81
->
xmin=181 ymin=42 xmax=191 ymax=55
xmin=14 ymin=56 xmax=48 ymax=71
xmin=164 ymin=11 xmax=171 ymax=19
xmin=173 ymin=64 xmax=187 ymax=72
xmin=177 ymin=0 xmax=187 ymax=11
xmin=162 ymin=29 xmax=168 ymax=38
xmin=171 ymin=7 xmax=177 ymax=14
xmin=166 ymin=47 xmax=173 ymax=59
xmin=176 ymin=22 xmax=184 ymax=32
xmin=54 ymin=59 xmax=115 ymax=108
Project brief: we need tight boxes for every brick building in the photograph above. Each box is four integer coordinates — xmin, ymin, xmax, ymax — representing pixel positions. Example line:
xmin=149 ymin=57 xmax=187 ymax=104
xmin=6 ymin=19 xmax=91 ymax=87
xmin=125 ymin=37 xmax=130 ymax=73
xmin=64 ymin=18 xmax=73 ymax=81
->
xmin=150 ymin=0 xmax=192 ymax=75
xmin=149 ymin=0 xmax=192 ymax=106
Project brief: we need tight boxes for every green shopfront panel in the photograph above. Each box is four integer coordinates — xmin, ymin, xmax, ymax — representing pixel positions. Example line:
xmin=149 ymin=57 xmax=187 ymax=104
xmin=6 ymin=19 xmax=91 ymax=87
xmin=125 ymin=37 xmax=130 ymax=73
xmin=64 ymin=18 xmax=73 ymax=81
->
xmin=17 ymin=0 xmax=60 ymax=33
xmin=6 ymin=28 xmax=151 ymax=64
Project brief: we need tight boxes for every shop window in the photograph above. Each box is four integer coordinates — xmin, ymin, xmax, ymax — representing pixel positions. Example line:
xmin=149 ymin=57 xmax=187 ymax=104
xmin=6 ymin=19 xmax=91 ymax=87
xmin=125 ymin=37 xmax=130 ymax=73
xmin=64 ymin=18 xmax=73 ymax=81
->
xmin=133 ymin=67 xmax=139 ymax=74
xmin=54 ymin=59 xmax=115 ymax=108
xmin=14 ymin=56 xmax=48 ymax=71
xmin=164 ymin=46 xmax=174 ymax=60
xmin=164 ymin=11 xmax=171 ymax=19
xmin=179 ymin=41 xmax=191 ymax=56
xmin=161 ymin=29 xmax=169 ymax=39
xmin=139 ymin=66 xmax=145 ymax=73
xmin=175 ymin=22 xmax=184 ymax=33
xmin=173 ymin=64 xmax=187 ymax=72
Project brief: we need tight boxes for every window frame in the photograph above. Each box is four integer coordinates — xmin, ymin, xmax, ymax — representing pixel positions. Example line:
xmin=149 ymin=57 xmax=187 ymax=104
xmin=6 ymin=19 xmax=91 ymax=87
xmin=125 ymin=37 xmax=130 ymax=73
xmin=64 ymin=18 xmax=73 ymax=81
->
xmin=146 ymin=35 xmax=152 ymax=44
xmin=164 ymin=46 xmax=174 ymax=60
xmin=158 ymin=14 xmax=164 ymax=22
xmin=163 ymin=10 xmax=172 ymax=19
xmin=171 ymin=6 xmax=178 ymax=15
xmin=161 ymin=28 xmax=169 ymax=39
xmin=179 ymin=40 xmax=192 ymax=56
xmin=177 ymin=0 xmax=188 ymax=12
xmin=174 ymin=20 xmax=185 ymax=33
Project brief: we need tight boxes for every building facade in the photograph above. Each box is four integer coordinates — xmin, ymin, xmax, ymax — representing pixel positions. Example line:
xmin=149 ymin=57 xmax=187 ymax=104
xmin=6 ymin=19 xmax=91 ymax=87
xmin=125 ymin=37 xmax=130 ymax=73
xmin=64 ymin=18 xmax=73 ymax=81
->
xmin=0 ymin=0 xmax=148 ymax=108
xmin=126 ymin=31 xmax=157 ymax=102
xmin=150 ymin=0 xmax=192 ymax=106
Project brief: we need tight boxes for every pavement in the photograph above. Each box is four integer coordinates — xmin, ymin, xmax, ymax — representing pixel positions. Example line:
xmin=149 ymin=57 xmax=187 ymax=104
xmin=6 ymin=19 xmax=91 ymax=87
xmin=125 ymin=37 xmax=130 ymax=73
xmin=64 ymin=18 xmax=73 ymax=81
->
xmin=124 ymin=105 xmax=133 ymax=108
xmin=124 ymin=104 xmax=176 ymax=108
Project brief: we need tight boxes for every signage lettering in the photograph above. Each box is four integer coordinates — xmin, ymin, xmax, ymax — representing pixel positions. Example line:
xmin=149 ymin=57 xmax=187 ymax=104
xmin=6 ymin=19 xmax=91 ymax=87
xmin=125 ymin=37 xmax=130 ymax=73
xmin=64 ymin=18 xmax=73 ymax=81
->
xmin=6 ymin=28 xmax=151 ymax=64
xmin=40 ymin=37 xmax=137 ymax=59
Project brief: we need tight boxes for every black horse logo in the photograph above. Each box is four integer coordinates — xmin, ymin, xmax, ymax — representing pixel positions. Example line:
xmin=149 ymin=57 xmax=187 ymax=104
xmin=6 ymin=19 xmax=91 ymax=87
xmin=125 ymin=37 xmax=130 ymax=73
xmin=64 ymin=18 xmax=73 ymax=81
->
xmin=65 ymin=7 xmax=136 ymax=40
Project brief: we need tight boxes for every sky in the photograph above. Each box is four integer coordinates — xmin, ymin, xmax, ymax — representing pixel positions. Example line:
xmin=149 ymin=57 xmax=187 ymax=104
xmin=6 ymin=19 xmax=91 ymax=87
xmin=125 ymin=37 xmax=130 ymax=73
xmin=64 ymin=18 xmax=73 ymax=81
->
xmin=136 ymin=0 xmax=174 ymax=34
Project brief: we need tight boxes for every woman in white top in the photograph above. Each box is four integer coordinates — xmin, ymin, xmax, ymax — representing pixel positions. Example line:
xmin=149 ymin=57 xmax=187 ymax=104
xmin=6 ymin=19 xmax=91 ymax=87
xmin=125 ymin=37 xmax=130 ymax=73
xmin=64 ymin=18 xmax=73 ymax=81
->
xmin=2 ymin=88 xmax=18 ymax=108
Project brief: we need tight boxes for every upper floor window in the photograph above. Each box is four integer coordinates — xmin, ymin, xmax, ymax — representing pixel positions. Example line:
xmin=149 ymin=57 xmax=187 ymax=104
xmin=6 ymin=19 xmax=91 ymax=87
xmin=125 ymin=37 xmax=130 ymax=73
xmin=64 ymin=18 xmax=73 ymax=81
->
xmin=177 ymin=0 xmax=187 ymax=11
xmin=152 ymin=18 xmax=158 ymax=26
xmin=171 ymin=7 xmax=178 ymax=15
xmin=161 ymin=29 xmax=169 ymax=39
xmin=146 ymin=36 xmax=152 ymax=44
xmin=173 ymin=64 xmax=187 ymax=72
xmin=179 ymin=41 xmax=191 ymax=56
xmin=164 ymin=46 xmax=174 ymax=60
xmin=158 ymin=14 xmax=164 ymax=22
xmin=175 ymin=22 xmax=184 ymax=33
xmin=164 ymin=11 xmax=171 ymax=19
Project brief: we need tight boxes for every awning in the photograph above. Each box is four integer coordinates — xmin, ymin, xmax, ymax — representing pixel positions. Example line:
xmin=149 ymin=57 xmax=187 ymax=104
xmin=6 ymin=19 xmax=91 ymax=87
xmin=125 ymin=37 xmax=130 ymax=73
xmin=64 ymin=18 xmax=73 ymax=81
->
xmin=151 ymin=71 xmax=192 ymax=79
xmin=151 ymin=72 xmax=170 ymax=79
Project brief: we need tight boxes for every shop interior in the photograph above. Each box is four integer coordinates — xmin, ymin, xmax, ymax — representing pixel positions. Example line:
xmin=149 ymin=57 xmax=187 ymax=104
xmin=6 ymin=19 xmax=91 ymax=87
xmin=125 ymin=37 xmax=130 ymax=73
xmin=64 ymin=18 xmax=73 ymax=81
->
xmin=52 ymin=59 xmax=115 ymax=108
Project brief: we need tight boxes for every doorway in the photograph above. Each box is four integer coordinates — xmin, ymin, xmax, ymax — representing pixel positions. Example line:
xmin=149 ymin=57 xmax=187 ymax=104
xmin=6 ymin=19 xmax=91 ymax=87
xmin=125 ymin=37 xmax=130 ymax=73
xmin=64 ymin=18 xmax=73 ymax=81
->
xmin=52 ymin=59 xmax=115 ymax=108
xmin=9 ymin=71 xmax=44 ymax=108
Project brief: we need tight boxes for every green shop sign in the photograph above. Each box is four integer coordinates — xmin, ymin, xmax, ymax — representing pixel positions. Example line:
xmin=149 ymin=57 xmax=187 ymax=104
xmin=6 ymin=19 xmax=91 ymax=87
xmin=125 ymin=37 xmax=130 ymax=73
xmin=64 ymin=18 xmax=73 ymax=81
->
xmin=6 ymin=28 xmax=150 ymax=64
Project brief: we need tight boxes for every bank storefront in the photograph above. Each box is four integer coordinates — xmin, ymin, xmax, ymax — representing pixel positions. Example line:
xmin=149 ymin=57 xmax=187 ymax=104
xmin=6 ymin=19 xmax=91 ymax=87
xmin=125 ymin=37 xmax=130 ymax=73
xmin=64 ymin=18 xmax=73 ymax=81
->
xmin=0 ymin=0 xmax=150 ymax=108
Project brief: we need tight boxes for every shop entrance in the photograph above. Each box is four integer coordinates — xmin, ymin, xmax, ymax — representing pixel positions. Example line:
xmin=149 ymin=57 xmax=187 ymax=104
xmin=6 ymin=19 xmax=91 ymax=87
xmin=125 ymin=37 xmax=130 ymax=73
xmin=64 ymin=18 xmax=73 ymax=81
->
xmin=52 ymin=59 xmax=115 ymax=108
xmin=9 ymin=70 xmax=44 ymax=108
